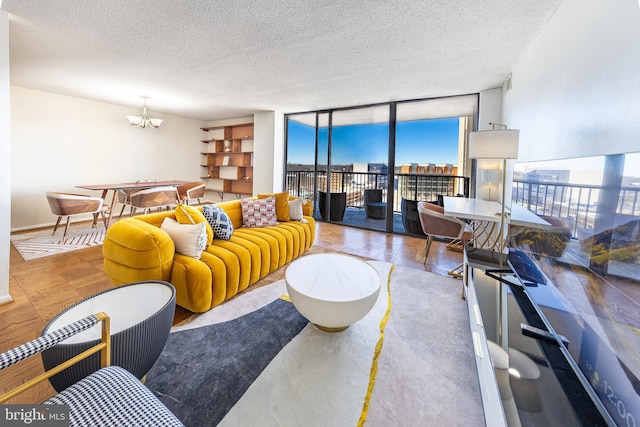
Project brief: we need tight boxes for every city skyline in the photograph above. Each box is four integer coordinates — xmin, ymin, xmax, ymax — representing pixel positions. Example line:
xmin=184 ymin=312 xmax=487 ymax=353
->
xmin=515 ymin=152 xmax=640 ymax=184
xmin=286 ymin=117 xmax=460 ymax=166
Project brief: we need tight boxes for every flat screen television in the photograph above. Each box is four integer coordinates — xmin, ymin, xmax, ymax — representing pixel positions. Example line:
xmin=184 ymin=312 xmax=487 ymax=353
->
xmin=504 ymin=153 xmax=640 ymax=426
xmin=505 ymin=247 xmax=638 ymax=426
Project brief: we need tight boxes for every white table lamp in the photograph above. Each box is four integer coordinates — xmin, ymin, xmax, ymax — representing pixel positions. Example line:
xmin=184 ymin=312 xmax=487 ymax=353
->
xmin=469 ymin=123 xmax=520 ymax=251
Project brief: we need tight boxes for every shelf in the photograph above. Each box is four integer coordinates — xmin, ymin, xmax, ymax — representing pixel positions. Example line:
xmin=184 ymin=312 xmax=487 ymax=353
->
xmin=200 ymin=123 xmax=254 ymax=199
xmin=200 ymin=124 xmax=254 ymax=139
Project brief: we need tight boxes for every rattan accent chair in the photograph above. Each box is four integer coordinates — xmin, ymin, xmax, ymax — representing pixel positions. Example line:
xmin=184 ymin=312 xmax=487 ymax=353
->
xmin=46 ymin=191 xmax=109 ymax=241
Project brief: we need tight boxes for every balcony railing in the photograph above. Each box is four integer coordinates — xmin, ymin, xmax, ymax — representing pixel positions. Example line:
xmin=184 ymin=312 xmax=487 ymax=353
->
xmin=286 ymin=172 xmax=639 ymax=229
xmin=513 ymin=179 xmax=640 ymax=237
xmin=285 ymin=170 xmax=470 ymax=212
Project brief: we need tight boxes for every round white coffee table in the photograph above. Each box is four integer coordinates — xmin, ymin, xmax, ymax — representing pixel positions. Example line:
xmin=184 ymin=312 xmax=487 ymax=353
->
xmin=285 ymin=253 xmax=381 ymax=332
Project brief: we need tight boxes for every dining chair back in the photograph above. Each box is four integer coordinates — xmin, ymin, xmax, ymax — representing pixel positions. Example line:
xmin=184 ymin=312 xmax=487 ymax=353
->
xmin=116 ymin=188 xmax=150 ymax=218
xmin=46 ymin=191 xmax=109 ymax=241
xmin=129 ymin=186 xmax=179 ymax=216
xmin=176 ymin=182 xmax=206 ymax=205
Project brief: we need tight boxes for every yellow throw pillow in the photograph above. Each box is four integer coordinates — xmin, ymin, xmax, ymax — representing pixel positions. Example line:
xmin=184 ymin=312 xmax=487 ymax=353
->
xmin=258 ymin=191 xmax=290 ymax=221
xmin=175 ymin=203 xmax=214 ymax=246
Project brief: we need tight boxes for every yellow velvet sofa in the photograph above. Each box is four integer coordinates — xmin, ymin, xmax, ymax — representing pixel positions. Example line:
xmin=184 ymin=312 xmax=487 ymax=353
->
xmin=102 ymin=197 xmax=315 ymax=312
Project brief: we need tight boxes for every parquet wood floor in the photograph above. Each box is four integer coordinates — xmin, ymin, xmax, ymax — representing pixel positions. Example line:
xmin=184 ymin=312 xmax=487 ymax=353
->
xmin=1 ymin=221 xmax=459 ymax=403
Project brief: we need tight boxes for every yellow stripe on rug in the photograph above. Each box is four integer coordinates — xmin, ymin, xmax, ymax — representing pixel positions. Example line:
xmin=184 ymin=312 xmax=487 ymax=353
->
xmin=358 ymin=264 xmax=395 ymax=427
xmin=217 ymin=261 xmax=393 ymax=427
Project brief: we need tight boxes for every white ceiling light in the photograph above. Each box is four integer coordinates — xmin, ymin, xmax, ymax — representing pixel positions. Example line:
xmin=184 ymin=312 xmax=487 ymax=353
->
xmin=126 ymin=97 xmax=163 ymax=129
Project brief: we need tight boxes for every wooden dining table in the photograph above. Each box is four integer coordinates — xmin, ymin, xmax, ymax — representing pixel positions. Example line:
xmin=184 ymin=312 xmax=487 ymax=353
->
xmin=76 ymin=180 xmax=193 ymax=228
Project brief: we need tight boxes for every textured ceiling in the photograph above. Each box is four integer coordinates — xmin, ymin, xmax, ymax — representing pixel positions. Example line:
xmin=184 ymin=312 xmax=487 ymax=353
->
xmin=1 ymin=0 xmax=564 ymax=121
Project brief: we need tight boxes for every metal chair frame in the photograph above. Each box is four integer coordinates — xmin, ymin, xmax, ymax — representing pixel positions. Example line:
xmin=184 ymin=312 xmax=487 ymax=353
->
xmin=418 ymin=201 xmax=473 ymax=298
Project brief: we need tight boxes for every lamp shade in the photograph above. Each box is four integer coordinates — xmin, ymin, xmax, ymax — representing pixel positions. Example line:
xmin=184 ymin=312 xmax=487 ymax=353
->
xmin=468 ymin=129 xmax=519 ymax=159
xmin=478 ymin=169 xmax=502 ymax=183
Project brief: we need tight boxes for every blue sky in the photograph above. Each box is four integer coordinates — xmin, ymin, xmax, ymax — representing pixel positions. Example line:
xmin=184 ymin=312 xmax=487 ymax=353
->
xmin=287 ymin=117 xmax=460 ymax=166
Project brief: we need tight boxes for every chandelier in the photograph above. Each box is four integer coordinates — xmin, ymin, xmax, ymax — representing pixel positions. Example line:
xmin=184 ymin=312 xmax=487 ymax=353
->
xmin=126 ymin=97 xmax=163 ymax=129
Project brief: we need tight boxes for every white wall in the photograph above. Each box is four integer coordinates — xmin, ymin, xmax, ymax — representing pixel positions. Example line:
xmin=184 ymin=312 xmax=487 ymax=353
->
xmin=10 ymin=87 xmax=203 ymax=230
xmin=1 ymin=11 xmax=11 ymax=304
xmin=254 ymin=111 xmax=284 ymax=194
xmin=272 ymin=112 xmax=285 ymax=191
xmin=504 ymin=0 xmax=640 ymax=162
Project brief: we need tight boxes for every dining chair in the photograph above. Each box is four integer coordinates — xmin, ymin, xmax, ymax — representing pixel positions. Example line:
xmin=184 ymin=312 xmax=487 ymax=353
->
xmin=116 ymin=189 xmax=136 ymax=219
xmin=115 ymin=188 xmax=154 ymax=218
xmin=129 ymin=186 xmax=180 ymax=216
xmin=417 ymin=201 xmax=473 ymax=296
xmin=46 ymin=191 xmax=109 ymax=241
xmin=176 ymin=182 xmax=206 ymax=205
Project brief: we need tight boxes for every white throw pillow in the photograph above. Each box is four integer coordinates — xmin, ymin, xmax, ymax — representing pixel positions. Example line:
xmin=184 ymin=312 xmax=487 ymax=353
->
xmin=288 ymin=198 xmax=308 ymax=223
xmin=160 ymin=217 xmax=207 ymax=259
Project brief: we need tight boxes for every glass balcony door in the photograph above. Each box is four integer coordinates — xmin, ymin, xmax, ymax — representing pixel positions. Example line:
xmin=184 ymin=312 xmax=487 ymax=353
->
xmin=285 ymin=94 xmax=477 ymax=235
xmin=285 ymin=112 xmax=328 ymax=220
xmin=328 ymin=106 xmax=390 ymax=230
xmin=393 ymin=97 xmax=476 ymax=234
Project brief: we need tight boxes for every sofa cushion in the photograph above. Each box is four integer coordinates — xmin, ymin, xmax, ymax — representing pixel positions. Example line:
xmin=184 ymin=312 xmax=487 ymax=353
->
xmin=202 ymin=205 xmax=234 ymax=240
xmin=241 ymin=197 xmax=279 ymax=228
xmin=258 ymin=191 xmax=290 ymax=221
xmin=175 ymin=204 xmax=213 ymax=246
xmin=44 ymin=366 xmax=184 ymax=427
xmin=288 ymin=198 xmax=308 ymax=223
xmin=161 ymin=217 xmax=207 ymax=259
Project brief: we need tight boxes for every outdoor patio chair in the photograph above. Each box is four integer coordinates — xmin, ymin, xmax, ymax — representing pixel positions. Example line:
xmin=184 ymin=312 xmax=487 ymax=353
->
xmin=318 ymin=191 xmax=346 ymax=222
xmin=364 ymin=189 xmax=386 ymax=219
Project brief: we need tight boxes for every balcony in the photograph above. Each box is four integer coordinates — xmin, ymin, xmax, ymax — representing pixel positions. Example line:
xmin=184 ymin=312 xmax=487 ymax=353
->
xmin=512 ymin=178 xmax=640 ymax=280
xmin=285 ymin=170 xmax=469 ymax=233
xmin=286 ymin=170 xmax=639 ymax=281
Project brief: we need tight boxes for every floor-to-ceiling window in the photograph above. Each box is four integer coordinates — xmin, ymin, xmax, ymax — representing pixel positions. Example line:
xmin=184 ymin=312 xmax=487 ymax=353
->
xmin=513 ymin=151 xmax=640 ymax=281
xmin=285 ymin=95 xmax=478 ymax=234
xmin=393 ymin=97 xmax=475 ymax=234
xmin=326 ymin=106 xmax=390 ymax=231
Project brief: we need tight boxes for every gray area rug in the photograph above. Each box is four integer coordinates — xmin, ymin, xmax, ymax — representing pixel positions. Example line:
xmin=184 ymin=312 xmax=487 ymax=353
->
xmin=146 ymin=259 xmax=484 ymax=427
xmin=145 ymin=298 xmax=308 ymax=426
xmin=364 ymin=263 xmax=484 ymax=426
